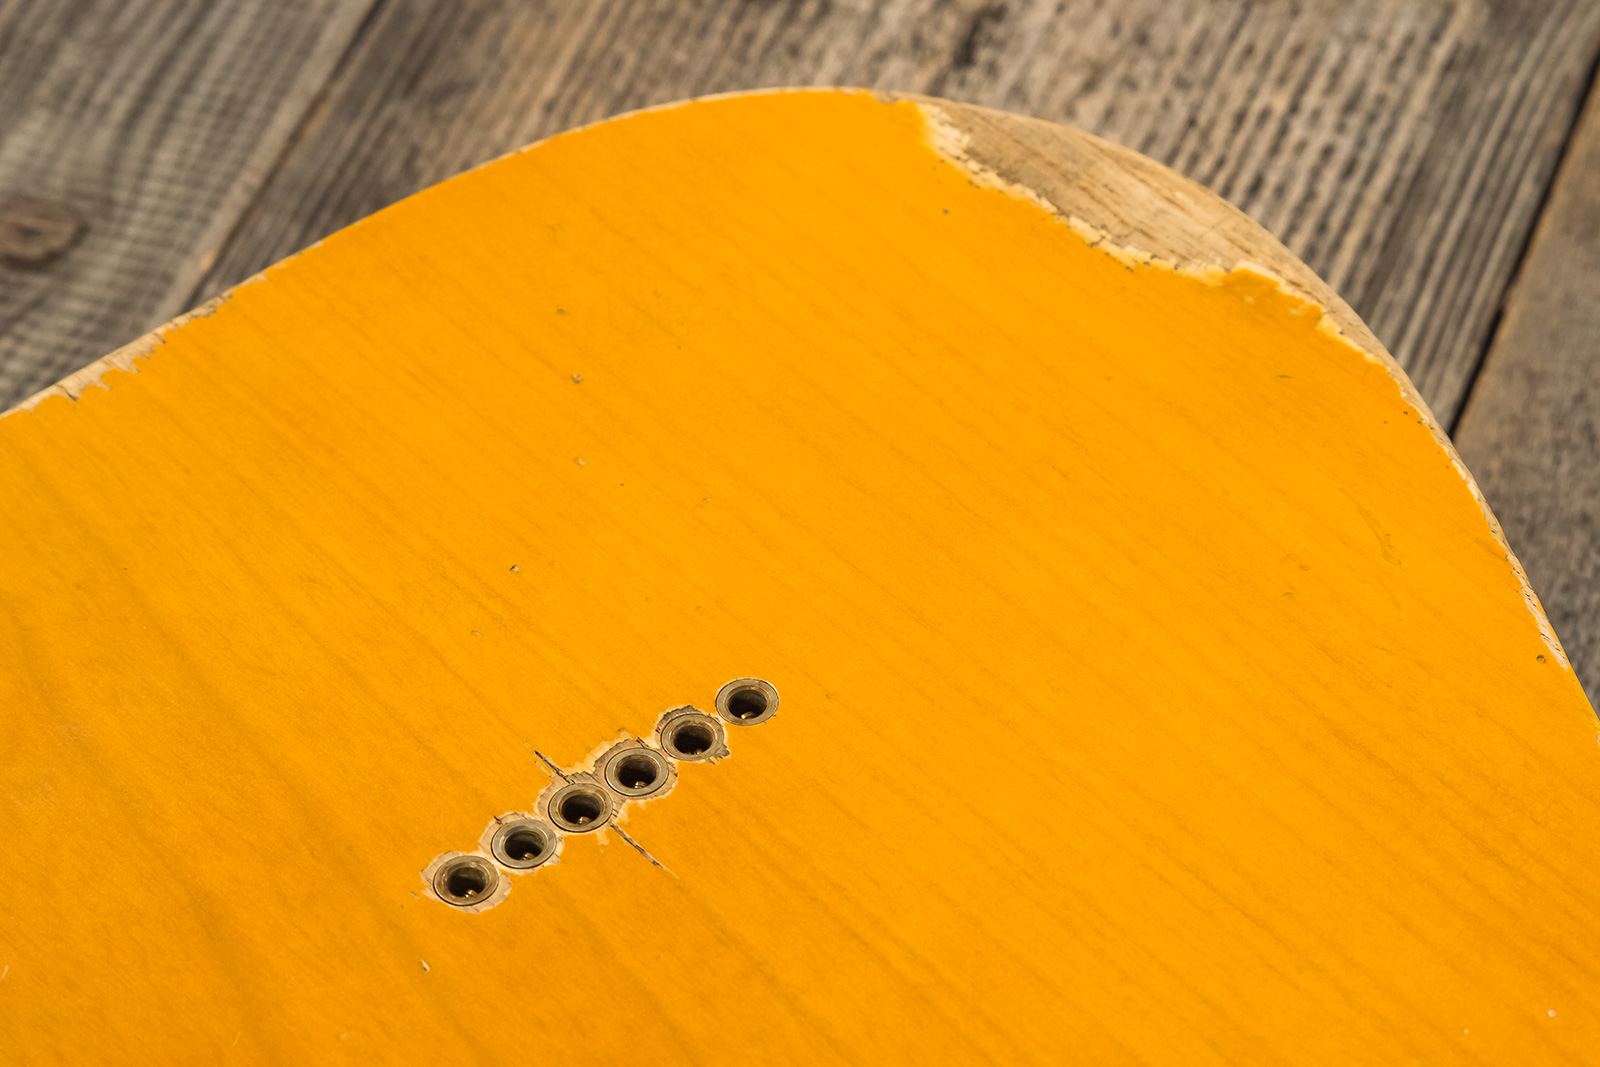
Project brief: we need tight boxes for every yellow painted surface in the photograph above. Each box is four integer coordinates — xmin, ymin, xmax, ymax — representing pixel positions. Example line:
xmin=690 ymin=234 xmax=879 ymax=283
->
xmin=1 ymin=90 xmax=1596 ymax=1064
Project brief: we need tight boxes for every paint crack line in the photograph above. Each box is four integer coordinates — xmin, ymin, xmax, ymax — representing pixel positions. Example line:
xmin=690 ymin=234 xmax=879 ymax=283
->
xmin=614 ymin=825 xmax=675 ymax=876
xmin=531 ymin=748 xmax=569 ymax=781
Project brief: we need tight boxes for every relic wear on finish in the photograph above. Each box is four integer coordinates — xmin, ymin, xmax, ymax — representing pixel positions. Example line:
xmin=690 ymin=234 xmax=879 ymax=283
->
xmin=0 ymin=90 xmax=1596 ymax=1064
xmin=430 ymin=685 xmax=770 ymax=908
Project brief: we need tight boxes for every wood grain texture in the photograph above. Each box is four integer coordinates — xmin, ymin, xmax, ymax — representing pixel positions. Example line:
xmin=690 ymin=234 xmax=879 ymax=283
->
xmin=1 ymin=90 xmax=1595 ymax=1064
xmin=181 ymin=0 xmax=1600 ymax=426
xmin=0 ymin=0 xmax=377 ymax=405
xmin=920 ymin=94 xmax=1568 ymax=666
xmin=1456 ymin=85 xmax=1600 ymax=708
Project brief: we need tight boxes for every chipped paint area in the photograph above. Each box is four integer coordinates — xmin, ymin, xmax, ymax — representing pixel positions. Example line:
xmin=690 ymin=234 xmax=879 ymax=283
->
xmin=0 ymin=90 xmax=1574 ymax=678
xmin=6 ymin=296 xmax=222 ymax=418
xmin=914 ymin=97 xmax=1571 ymax=672
xmin=0 ymin=264 xmax=285 ymax=418
xmin=0 ymin=88 xmax=1596 ymax=1063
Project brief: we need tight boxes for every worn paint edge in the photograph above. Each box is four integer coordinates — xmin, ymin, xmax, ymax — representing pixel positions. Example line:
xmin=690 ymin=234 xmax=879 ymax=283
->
xmin=0 ymin=88 xmax=846 ymax=420
xmin=0 ymin=267 xmax=273 ymax=418
xmin=0 ymin=89 xmax=867 ymax=422
xmin=912 ymin=98 xmax=1572 ymax=674
xmin=0 ymin=88 xmax=1571 ymax=677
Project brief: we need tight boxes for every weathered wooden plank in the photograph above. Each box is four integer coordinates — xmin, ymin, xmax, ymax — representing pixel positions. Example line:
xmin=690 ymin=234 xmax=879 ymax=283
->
xmin=0 ymin=0 xmax=377 ymax=406
xmin=184 ymin=0 xmax=1600 ymax=426
xmin=1456 ymin=82 xmax=1600 ymax=706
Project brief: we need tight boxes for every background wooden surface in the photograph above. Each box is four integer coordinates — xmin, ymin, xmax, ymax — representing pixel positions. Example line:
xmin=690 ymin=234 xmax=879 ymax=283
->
xmin=1 ymin=0 xmax=1597 ymax=703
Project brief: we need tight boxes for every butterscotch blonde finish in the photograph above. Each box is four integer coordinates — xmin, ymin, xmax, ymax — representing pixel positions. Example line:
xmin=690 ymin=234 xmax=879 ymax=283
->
xmin=0 ymin=90 xmax=1595 ymax=1064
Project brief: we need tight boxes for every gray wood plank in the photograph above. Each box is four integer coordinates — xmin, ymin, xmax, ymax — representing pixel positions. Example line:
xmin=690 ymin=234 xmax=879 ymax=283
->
xmin=0 ymin=0 xmax=377 ymax=406
xmin=1456 ymin=83 xmax=1600 ymax=707
xmin=182 ymin=0 xmax=1600 ymax=427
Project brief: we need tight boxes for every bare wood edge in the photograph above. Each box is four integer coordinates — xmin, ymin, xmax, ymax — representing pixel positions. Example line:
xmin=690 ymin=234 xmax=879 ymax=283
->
xmin=898 ymin=93 xmax=1572 ymax=673
xmin=0 ymin=86 xmax=1569 ymax=671
xmin=1 ymin=269 xmax=273 ymax=417
xmin=0 ymin=90 xmax=829 ymax=420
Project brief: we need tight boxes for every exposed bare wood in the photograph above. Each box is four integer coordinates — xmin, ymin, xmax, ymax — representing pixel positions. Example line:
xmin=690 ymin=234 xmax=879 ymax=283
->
xmin=923 ymin=95 xmax=1567 ymax=671
xmin=185 ymin=0 xmax=1600 ymax=425
xmin=3 ymin=90 xmax=1596 ymax=1062
xmin=1456 ymin=82 xmax=1600 ymax=706
xmin=0 ymin=0 xmax=378 ymax=404
xmin=2 ymin=0 xmax=1598 ymax=696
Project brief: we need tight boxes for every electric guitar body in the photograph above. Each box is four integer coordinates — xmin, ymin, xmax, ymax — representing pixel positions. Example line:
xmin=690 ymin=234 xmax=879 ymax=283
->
xmin=1 ymin=90 xmax=1595 ymax=1064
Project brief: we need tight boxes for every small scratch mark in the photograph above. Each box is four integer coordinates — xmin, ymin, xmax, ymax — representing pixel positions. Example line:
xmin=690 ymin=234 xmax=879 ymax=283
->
xmin=1 ymin=964 xmax=8 ymax=982
xmin=533 ymin=750 xmax=569 ymax=781
xmin=1343 ymin=489 xmax=1399 ymax=565
xmin=231 ymin=1032 xmax=241 ymax=1048
xmin=571 ymin=374 xmax=583 ymax=384
xmin=421 ymin=960 xmax=430 ymax=973
xmin=575 ymin=457 xmax=585 ymax=466
xmin=614 ymin=826 xmax=675 ymax=876
xmin=510 ymin=565 xmax=520 ymax=572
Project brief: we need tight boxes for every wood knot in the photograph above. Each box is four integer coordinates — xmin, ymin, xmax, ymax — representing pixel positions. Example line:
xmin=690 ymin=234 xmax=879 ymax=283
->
xmin=0 ymin=195 xmax=84 ymax=268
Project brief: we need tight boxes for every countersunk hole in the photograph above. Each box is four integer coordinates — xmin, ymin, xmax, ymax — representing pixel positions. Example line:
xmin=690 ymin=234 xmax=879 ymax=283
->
xmin=561 ymin=792 xmax=604 ymax=824
xmin=715 ymin=678 xmax=779 ymax=725
xmin=653 ymin=709 xmax=724 ymax=761
xmin=434 ymin=856 xmax=499 ymax=906
xmin=727 ymin=688 xmax=767 ymax=720
xmin=668 ymin=720 xmax=715 ymax=757
xmin=504 ymin=828 xmax=547 ymax=861
xmin=617 ymin=754 xmax=660 ymax=789
xmin=491 ymin=818 xmax=559 ymax=870
xmin=602 ymin=745 xmax=673 ymax=800
xmin=448 ymin=865 xmax=489 ymax=897
xmin=549 ymin=783 xmax=613 ymax=832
